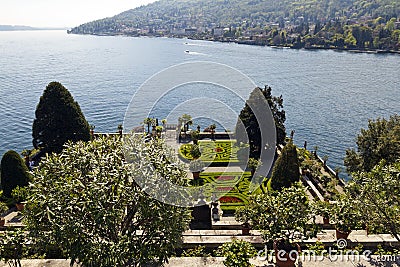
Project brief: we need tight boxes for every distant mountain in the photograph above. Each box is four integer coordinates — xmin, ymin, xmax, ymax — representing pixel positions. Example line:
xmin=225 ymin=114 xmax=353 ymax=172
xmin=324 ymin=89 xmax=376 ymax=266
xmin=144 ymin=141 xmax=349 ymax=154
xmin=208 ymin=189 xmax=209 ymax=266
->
xmin=69 ymin=0 xmax=400 ymax=35
xmin=0 ymin=25 xmax=68 ymax=31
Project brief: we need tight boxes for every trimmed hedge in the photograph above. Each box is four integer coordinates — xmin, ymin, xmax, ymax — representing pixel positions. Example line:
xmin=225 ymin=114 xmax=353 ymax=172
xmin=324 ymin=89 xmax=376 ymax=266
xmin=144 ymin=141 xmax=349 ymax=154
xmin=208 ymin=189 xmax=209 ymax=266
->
xmin=0 ymin=150 xmax=31 ymax=198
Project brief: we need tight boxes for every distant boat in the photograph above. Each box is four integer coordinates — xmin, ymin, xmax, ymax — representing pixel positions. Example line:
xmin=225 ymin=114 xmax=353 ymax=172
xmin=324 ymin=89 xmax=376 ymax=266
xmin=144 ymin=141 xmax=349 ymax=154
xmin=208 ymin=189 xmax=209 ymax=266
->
xmin=185 ymin=50 xmax=190 ymax=53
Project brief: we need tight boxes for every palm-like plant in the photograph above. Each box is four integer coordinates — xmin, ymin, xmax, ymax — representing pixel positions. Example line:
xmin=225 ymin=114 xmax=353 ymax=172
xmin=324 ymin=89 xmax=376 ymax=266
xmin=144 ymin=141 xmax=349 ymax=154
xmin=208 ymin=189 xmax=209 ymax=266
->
xmin=209 ymin=124 xmax=216 ymax=140
xmin=143 ymin=118 xmax=154 ymax=134
xmin=180 ymin=114 xmax=192 ymax=132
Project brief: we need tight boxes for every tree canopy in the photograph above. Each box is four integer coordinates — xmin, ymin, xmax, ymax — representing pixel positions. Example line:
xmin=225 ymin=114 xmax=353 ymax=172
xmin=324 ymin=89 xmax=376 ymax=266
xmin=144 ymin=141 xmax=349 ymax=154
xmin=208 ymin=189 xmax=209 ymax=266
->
xmin=32 ymin=81 xmax=90 ymax=154
xmin=235 ymin=182 xmax=318 ymax=244
xmin=270 ymin=141 xmax=300 ymax=191
xmin=347 ymin=160 xmax=400 ymax=242
xmin=25 ymin=135 xmax=190 ymax=267
xmin=344 ymin=114 xmax=400 ymax=173
xmin=69 ymin=0 xmax=400 ymax=36
xmin=0 ymin=150 xmax=30 ymax=198
xmin=237 ymin=86 xmax=286 ymax=159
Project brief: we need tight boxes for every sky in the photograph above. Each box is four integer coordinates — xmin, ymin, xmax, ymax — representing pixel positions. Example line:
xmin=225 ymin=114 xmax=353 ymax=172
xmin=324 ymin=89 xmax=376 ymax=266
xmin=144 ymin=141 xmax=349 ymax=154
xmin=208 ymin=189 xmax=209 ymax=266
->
xmin=0 ymin=0 xmax=158 ymax=28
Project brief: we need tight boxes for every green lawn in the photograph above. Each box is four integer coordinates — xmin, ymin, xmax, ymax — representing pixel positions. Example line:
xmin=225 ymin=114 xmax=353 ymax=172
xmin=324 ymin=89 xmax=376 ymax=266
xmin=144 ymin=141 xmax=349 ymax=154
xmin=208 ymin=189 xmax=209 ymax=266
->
xmin=198 ymin=172 xmax=269 ymax=214
xmin=179 ymin=140 xmax=240 ymax=164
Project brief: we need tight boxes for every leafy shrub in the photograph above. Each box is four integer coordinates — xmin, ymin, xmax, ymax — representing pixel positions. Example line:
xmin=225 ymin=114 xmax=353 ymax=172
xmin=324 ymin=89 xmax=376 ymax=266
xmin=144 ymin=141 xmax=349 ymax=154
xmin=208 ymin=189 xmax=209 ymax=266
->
xmin=270 ymin=141 xmax=300 ymax=190
xmin=217 ymin=239 xmax=257 ymax=267
xmin=181 ymin=246 xmax=210 ymax=257
xmin=190 ymin=144 xmax=201 ymax=159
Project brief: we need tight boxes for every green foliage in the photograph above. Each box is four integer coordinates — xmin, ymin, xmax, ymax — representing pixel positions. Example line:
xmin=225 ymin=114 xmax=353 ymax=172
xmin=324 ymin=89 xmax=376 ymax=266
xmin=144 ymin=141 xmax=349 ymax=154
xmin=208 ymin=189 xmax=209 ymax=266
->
xmin=217 ymin=239 xmax=257 ymax=267
xmin=198 ymin=172 xmax=256 ymax=213
xmin=181 ymin=245 xmax=210 ymax=257
xmin=347 ymin=160 xmax=400 ymax=242
xmin=189 ymin=159 xmax=205 ymax=172
xmin=237 ymin=86 xmax=286 ymax=159
xmin=70 ymin=0 xmax=400 ymax=38
xmin=0 ymin=150 xmax=30 ymax=198
xmin=143 ymin=117 xmax=155 ymax=133
xmin=0 ymin=201 xmax=8 ymax=214
xmin=190 ymin=144 xmax=202 ymax=159
xmin=0 ymin=229 xmax=26 ymax=267
xmin=306 ymin=240 xmax=325 ymax=256
xmin=179 ymin=141 xmax=240 ymax=164
xmin=24 ymin=135 xmax=190 ymax=267
xmin=179 ymin=113 xmax=193 ymax=132
xmin=190 ymin=130 xmax=200 ymax=141
xmin=344 ymin=115 xmax=400 ymax=173
xmin=32 ymin=82 xmax=90 ymax=154
xmin=314 ymin=200 xmax=332 ymax=219
xmin=328 ymin=195 xmax=362 ymax=233
xmin=270 ymin=141 xmax=300 ymax=190
xmin=11 ymin=186 xmax=28 ymax=203
xmin=235 ymin=182 xmax=319 ymax=244
xmin=247 ymin=158 xmax=261 ymax=171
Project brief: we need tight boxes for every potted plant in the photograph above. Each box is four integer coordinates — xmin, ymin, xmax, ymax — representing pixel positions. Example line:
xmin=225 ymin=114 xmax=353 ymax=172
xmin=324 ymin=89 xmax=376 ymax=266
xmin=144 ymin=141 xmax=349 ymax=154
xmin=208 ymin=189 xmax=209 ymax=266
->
xmin=329 ymin=196 xmax=361 ymax=239
xmin=315 ymin=199 xmax=332 ymax=225
xmin=161 ymin=118 xmax=167 ymax=128
xmin=156 ymin=126 xmax=163 ymax=137
xmin=11 ymin=186 xmax=28 ymax=211
xmin=322 ymin=155 xmax=329 ymax=167
xmin=190 ymin=144 xmax=201 ymax=159
xmin=247 ymin=158 xmax=261 ymax=177
xmin=0 ymin=200 xmax=8 ymax=227
xmin=209 ymin=124 xmax=216 ymax=140
xmin=235 ymin=182 xmax=319 ymax=267
xmin=117 ymin=124 xmax=123 ymax=137
xmin=89 ymin=124 xmax=95 ymax=139
xmin=217 ymin=238 xmax=257 ymax=267
xmin=190 ymin=130 xmax=200 ymax=145
xmin=143 ymin=117 xmax=154 ymax=134
xmin=189 ymin=159 xmax=205 ymax=179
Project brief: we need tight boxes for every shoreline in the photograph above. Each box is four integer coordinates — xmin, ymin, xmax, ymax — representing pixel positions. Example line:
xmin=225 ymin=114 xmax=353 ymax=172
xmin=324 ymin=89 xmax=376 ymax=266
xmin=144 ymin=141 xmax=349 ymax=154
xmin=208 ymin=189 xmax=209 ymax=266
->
xmin=67 ymin=31 xmax=400 ymax=55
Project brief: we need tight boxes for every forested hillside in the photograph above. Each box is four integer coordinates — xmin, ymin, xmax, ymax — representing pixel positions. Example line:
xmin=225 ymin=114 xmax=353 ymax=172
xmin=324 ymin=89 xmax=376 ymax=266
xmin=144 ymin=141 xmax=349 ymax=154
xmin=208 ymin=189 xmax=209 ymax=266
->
xmin=68 ymin=0 xmax=400 ymax=51
xmin=69 ymin=0 xmax=400 ymax=34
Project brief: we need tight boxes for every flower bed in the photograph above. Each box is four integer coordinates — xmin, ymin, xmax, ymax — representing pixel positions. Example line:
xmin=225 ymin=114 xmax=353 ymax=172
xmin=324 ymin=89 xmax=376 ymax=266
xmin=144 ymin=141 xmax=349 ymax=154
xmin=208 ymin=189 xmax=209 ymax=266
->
xmin=179 ymin=141 xmax=240 ymax=164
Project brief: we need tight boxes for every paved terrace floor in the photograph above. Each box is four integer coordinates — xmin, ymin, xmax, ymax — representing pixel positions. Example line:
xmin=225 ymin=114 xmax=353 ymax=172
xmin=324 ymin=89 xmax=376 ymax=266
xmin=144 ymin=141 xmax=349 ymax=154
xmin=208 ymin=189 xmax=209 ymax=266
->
xmin=1 ymin=256 xmax=399 ymax=266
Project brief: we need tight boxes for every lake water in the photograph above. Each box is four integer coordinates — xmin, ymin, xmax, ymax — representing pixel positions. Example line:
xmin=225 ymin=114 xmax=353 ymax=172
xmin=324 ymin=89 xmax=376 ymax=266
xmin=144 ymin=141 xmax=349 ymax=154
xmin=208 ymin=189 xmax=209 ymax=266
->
xmin=1 ymin=30 xmax=399 ymax=179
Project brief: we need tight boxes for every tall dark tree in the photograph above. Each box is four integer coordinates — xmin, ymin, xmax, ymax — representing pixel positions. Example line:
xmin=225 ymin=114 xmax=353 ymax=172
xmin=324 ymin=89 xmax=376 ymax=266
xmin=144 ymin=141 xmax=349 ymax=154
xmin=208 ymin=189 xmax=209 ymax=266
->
xmin=237 ymin=86 xmax=286 ymax=158
xmin=32 ymin=82 xmax=90 ymax=154
xmin=344 ymin=114 xmax=400 ymax=173
xmin=0 ymin=150 xmax=31 ymax=198
xmin=270 ymin=141 xmax=300 ymax=191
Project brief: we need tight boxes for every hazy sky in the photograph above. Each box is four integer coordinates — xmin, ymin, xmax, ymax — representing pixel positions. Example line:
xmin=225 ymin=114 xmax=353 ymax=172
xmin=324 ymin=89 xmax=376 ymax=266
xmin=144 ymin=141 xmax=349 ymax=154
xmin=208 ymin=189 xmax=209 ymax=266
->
xmin=0 ymin=0 xmax=157 ymax=28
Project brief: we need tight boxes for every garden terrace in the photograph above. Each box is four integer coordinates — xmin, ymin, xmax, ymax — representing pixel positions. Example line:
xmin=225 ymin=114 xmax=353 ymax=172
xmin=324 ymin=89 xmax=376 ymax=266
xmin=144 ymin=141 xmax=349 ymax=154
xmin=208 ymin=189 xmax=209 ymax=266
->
xmin=179 ymin=140 xmax=241 ymax=166
xmin=298 ymin=148 xmax=345 ymax=200
xmin=196 ymin=172 xmax=269 ymax=214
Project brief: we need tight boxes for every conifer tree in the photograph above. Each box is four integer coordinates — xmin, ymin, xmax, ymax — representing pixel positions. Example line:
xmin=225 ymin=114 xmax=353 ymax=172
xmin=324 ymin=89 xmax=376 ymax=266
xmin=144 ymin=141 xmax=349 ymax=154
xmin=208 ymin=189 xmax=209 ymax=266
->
xmin=32 ymin=82 xmax=90 ymax=153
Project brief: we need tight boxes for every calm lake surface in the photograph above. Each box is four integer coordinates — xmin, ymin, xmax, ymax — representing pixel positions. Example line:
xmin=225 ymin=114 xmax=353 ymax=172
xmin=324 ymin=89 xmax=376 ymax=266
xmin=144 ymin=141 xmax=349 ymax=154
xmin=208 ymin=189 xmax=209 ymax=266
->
xmin=1 ymin=30 xmax=399 ymax=179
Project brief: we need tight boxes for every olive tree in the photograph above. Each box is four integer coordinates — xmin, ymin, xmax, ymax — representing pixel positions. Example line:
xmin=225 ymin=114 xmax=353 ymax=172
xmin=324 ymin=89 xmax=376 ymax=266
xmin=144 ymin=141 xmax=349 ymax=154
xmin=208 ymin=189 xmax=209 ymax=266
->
xmin=235 ymin=183 xmax=318 ymax=249
xmin=347 ymin=160 xmax=400 ymax=242
xmin=25 ymin=135 xmax=190 ymax=267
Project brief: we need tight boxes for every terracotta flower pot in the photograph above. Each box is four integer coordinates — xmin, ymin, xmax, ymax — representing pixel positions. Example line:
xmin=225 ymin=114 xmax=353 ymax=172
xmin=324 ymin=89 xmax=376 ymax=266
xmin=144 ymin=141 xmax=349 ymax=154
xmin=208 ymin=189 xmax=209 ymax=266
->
xmin=16 ymin=203 xmax=25 ymax=211
xmin=323 ymin=217 xmax=330 ymax=225
xmin=192 ymin=171 xmax=200 ymax=179
xmin=274 ymin=240 xmax=300 ymax=267
xmin=335 ymin=229 xmax=351 ymax=239
xmin=241 ymin=223 xmax=250 ymax=235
